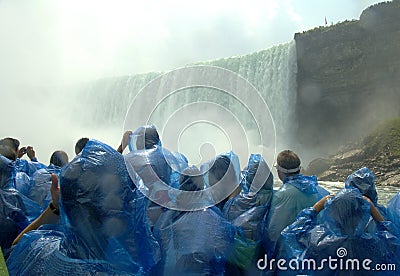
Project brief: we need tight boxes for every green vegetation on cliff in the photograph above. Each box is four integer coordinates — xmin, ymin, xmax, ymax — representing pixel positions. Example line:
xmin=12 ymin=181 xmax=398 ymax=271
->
xmin=364 ymin=117 xmax=400 ymax=157
xmin=306 ymin=117 xmax=400 ymax=186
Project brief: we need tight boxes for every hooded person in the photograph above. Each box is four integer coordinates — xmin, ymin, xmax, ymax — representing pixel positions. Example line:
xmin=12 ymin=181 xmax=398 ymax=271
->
xmin=6 ymin=139 xmax=160 ymax=275
xmin=275 ymin=188 xmax=400 ymax=276
xmin=222 ymin=154 xmax=274 ymax=274
xmin=260 ymin=150 xmax=328 ymax=258
xmin=200 ymin=151 xmax=241 ymax=211
xmin=152 ymin=166 xmax=236 ymax=275
xmin=345 ymin=167 xmax=388 ymax=233
xmin=124 ymin=125 xmax=188 ymax=228
xmin=0 ymin=153 xmax=41 ymax=258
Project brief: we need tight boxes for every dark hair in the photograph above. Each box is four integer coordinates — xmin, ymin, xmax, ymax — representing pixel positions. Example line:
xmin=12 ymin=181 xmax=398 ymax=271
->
xmin=209 ymin=155 xmax=231 ymax=186
xmin=75 ymin=138 xmax=89 ymax=155
xmin=277 ymin=150 xmax=301 ymax=175
xmin=0 ymin=145 xmax=17 ymax=161
xmin=50 ymin=150 xmax=69 ymax=167
xmin=0 ymin=137 xmax=20 ymax=152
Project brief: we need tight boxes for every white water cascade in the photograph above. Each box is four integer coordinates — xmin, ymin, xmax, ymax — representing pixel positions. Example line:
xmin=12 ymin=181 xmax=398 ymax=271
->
xmin=78 ymin=40 xmax=297 ymax=165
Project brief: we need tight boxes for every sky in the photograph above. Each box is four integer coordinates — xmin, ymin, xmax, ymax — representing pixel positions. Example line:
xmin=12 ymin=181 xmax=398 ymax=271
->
xmin=0 ymin=0 xmax=385 ymax=163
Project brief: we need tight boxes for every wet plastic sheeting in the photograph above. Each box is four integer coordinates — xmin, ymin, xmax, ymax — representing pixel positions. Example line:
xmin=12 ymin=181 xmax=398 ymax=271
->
xmin=278 ymin=188 xmax=400 ymax=275
xmin=223 ymin=154 xmax=274 ymax=241
xmin=6 ymin=140 xmax=160 ymax=275
xmin=0 ymin=155 xmax=39 ymax=255
xmin=153 ymin=207 xmax=235 ymax=275
xmin=345 ymin=167 xmax=388 ymax=233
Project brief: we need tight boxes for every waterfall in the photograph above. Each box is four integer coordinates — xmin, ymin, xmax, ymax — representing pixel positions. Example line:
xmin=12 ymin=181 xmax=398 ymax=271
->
xmin=78 ymin=40 xmax=297 ymax=165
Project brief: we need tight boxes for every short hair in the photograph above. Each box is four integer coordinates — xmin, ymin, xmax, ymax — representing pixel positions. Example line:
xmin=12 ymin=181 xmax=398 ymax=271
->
xmin=0 ymin=137 xmax=20 ymax=152
xmin=276 ymin=150 xmax=301 ymax=175
xmin=0 ymin=145 xmax=17 ymax=161
xmin=75 ymin=138 xmax=89 ymax=155
xmin=50 ymin=150 xmax=69 ymax=167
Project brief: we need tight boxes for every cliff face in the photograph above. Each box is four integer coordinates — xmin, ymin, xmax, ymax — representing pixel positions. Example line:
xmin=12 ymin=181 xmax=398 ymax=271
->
xmin=294 ymin=1 xmax=400 ymax=157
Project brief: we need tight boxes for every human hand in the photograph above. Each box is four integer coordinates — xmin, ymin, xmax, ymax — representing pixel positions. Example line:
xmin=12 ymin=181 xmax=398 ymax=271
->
xmin=118 ymin=130 xmax=132 ymax=153
xmin=50 ymin=174 xmax=60 ymax=209
xmin=17 ymin=147 xmax=27 ymax=158
xmin=121 ymin=130 xmax=132 ymax=151
xmin=313 ymin=194 xmax=334 ymax=213
xmin=26 ymin=146 xmax=36 ymax=160
xmin=363 ymin=196 xmax=384 ymax=222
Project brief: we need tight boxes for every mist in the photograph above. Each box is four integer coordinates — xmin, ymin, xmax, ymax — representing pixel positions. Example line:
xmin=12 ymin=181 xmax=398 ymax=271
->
xmin=0 ymin=0 xmax=384 ymax=164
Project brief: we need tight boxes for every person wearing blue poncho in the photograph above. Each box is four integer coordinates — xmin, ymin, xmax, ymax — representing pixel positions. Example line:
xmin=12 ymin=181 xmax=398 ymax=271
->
xmin=6 ymin=139 xmax=160 ymax=275
xmin=152 ymin=166 xmax=236 ymax=275
xmin=0 ymin=147 xmax=42 ymax=258
xmin=22 ymin=150 xmax=69 ymax=209
xmin=260 ymin=150 xmax=328 ymax=258
xmin=275 ymin=188 xmax=400 ymax=275
xmin=124 ymin=125 xmax=188 ymax=228
xmin=345 ymin=167 xmax=388 ymax=233
xmin=200 ymin=151 xmax=241 ymax=211
xmin=221 ymin=154 xmax=273 ymax=272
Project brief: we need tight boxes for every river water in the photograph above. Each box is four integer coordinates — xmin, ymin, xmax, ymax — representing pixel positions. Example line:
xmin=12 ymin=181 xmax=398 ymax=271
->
xmin=274 ymin=181 xmax=400 ymax=206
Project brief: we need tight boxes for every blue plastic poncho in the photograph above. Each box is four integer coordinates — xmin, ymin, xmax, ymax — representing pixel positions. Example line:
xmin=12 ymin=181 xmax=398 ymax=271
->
xmin=153 ymin=206 xmax=235 ymax=274
xmin=13 ymin=158 xmax=47 ymax=201
xmin=277 ymin=188 xmax=400 ymax=276
xmin=345 ymin=167 xmax=388 ymax=233
xmin=200 ymin=151 xmax=240 ymax=210
xmin=221 ymin=154 xmax=274 ymax=273
xmin=124 ymin=126 xmax=188 ymax=227
xmin=260 ymin=173 xmax=326 ymax=257
xmin=387 ymin=192 xmax=400 ymax=230
xmin=0 ymin=155 xmax=41 ymax=256
xmin=14 ymin=157 xmax=46 ymax=176
xmin=223 ymin=154 xmax=274 ymax=240
xmin=6 ymin=140 xmax=160 ymax=275
xmin=27 ymin=164 xmax=62 ymax=209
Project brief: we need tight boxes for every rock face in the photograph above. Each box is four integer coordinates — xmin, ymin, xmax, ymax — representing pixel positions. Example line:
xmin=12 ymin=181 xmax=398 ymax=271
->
xmin=294 ymin=1 xmax=400 ymax=158
xmin=305 ymin=118 xmax=400 ymax=186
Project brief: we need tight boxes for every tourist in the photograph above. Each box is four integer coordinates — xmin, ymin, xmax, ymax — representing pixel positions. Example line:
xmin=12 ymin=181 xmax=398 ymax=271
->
xmin=260 ymin=150 xmax=329 ymax=257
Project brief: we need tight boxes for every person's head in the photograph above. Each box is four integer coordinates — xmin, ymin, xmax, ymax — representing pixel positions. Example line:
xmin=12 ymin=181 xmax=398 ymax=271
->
xmin=0 ymin=145 xmax=17 ymax=161
xmin=345 ymin=167 xmax=378 ymax=204
xmin=50 ymin=150 xmax=69 ymax=167
xmin=179 ymin=166 xmax=204 ymax=192
xmin=132 ymin=125 xmax=160 ymax=150
xmin=0 ymin=137 xmax=20 ymax=152
xmin=241 ymin=154 xmax=274 ymax=193
xmin=208 ymin=155 xmax=232 ymax=186
xmin=75 ymin=137 xmax=89 ymax=155
xmin=275 ymin=150 xmax=301 ymax=181
xmin=324 ymin=188 xmax=370 ymax=236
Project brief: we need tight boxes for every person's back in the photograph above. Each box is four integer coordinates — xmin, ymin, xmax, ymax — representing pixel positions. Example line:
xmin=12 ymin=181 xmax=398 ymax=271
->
xmin=260 ymin=150 xmax=325 ymax=257
xmin=6 ymin=139 xmax=160 ymax=275
xmin=223 ymin=154 xmax=274 ymax=240
xmin=277 ymin=188 xmax=400 ymax=275
xmin=345 ymin=167 xmax=388 ymax=233
xmin=28 ymin=151 xmax=69 ymax=209
xmin=200 ymin=151 xmax=241 ymax=211
xmin=124 ymin=125 xmax=188 ymax=228
xmin=0 ymin=154 xmax=35 ymax=257
xmin=152 ymin=166 xmax=236 ymax=275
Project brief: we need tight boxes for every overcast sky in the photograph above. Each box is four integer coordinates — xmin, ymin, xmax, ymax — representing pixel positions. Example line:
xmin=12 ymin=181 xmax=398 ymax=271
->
xmin=0 ymin=0 xmax=385 ymax=162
